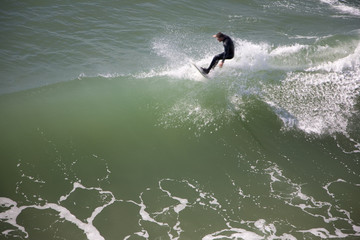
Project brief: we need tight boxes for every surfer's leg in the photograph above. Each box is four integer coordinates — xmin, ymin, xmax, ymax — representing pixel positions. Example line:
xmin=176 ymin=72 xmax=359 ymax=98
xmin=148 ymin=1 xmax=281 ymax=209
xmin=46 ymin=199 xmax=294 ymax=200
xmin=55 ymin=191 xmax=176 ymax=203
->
xmin=206 ymin=53 xmax=224 ymax=73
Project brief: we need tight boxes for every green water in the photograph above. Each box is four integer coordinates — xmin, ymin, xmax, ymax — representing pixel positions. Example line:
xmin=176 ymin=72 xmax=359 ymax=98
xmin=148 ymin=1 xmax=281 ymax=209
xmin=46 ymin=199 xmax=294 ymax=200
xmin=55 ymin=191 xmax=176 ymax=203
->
xmin=1 ymin=0 xmax=360 ymax=239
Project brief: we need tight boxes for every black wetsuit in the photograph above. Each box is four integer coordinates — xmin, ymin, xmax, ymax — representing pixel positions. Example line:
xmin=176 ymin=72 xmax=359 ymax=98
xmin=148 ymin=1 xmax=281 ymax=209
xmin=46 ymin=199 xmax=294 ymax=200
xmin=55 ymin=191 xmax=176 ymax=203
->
xmin=206 ymin=35 xmax=234 ymax=72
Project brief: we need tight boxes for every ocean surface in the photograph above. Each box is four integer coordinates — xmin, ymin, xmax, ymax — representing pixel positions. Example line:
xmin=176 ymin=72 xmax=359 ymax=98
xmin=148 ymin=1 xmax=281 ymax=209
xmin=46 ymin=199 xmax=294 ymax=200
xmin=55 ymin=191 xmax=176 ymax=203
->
xmin=1 ymin=0 xmax=360 ymax=239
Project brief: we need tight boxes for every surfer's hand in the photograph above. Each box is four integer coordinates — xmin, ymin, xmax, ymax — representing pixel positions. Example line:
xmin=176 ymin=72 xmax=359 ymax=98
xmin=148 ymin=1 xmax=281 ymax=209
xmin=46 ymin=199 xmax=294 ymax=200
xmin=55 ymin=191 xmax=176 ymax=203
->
xmin=219 ymin=62 xmax=224 ymax=68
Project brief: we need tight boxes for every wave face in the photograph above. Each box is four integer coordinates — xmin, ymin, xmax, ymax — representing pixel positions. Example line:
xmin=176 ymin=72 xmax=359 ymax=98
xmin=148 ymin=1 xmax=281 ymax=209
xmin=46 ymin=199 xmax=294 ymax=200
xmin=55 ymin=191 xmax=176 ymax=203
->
xmin=1 ymin=0 xmax=360 ymax=239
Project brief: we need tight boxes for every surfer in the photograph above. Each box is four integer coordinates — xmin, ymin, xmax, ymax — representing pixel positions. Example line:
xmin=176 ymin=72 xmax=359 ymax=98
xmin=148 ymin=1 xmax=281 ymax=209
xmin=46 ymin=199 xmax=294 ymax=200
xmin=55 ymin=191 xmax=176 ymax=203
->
xmin=201 ymin=32 xmax=234 ymax=74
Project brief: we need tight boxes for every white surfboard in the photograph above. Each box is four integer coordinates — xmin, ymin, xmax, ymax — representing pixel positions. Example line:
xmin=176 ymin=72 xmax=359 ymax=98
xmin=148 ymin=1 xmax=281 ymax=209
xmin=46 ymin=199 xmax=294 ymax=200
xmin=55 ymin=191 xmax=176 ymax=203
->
xmin=191 ymin=63 xmax=209 ymax=79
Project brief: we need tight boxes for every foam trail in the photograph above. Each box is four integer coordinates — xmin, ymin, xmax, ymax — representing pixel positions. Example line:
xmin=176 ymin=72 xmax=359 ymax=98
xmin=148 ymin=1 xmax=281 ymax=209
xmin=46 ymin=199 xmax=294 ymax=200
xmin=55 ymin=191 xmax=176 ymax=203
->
xmin=0 ymin=197 xmax=105 ymax=240
xmin=133 ymin=179 xmax=191 ymax=239
xmin=159 ymin=180 xmax=188 ymax=214
xmin=265 ymin=163 xmax=360 ymax=238
xmin=129 ymin=193 xmax=168 ymax=227
xmin=0 ymin=198 xmax=28 ymax=238
xmin=1 ymin=181 xmax=121 ymax=240
xmin=202 ymin=228 xmax=263 ymax=240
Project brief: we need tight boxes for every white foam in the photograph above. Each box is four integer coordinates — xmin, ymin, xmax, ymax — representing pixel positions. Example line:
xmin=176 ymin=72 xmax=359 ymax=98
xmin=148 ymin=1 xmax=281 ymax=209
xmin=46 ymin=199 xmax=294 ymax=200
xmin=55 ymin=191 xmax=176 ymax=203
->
xmin=320 ymin=0 xmax=360 ymax=16
xmin=202 ymin=228 xmax=263 ymax=240
xmin=2 ymin=229 xmax=15 ymax=236
xmin=230 ymin=39 xmax=270 ymax=70
xmin=59 ymin=182 xmax=85 ymax=203
xmin=264 ymin=62 xmax=360 ymax=135
xmin=203 ymin=221 xmax=297 ymax=240
xmin=289 ymin=35 xmax=320 ymax=40
xmin=323 ymin=179 xmax=347 ymax=199
xmin=147 ymin=178 xmax=301 ymax=239
xmin=77 ymin=72 xmax=127 ymax=80
xmin=97 ymin=72 xmax=124 ymax=78
xmin=0 ymin=197 xmax=28 ymax=238
xmin=270 ymin=43 xmax=307 ymax=56
xmin=354 ymin=225 xmax=360 ymax=233
xmin=143 ymin=35 xmax=360 ymax=137
xmin=158 ymin=179 xmax=188 ymax=231
xmin=1 ymin=180 xmax=122 ymax=240
xmin=238 ymin=187 xmax=251 ymax=198
xmin=36 ymin=203 xmax=105 ymax=240
xmin=134 ymin=230 xmax=149 ymax=238
xmin=126 ymin=179 xmax=194 ymax=239
xmin=147 ymin=37 xmax=209 ymax=81
xmin=308 ymin=42 xmax=360 ymax=72
xmin=265 ymin=163 xmax=360 ymax=239
xmin=298 ymin=227 xmax=348 ymax=238
xmin=133 ymin=195 xmax=167 ymax=226
xmin=145 ymin=38 xmax=307 ymax=81
xmin=0 ymin=198 xmax=108 ymax=240
xmin=140 ymin=37 xmax=340 ymax=83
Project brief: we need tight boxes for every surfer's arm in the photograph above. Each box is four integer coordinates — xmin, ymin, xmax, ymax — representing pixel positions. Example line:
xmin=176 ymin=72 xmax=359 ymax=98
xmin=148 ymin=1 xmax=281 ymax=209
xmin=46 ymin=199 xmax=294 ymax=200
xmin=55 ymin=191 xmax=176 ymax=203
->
xmin=221 ymin=37 xmax=234 ymax=66
xmin=221 ymin=39 xmax=230 ymax=65
xmin=219 ymin=51 xmax=227 ymax=68
xmin=220 ymin=46 xmax=229 ymax=68
xmin=222 ymin=50 xmax=227 ymax=63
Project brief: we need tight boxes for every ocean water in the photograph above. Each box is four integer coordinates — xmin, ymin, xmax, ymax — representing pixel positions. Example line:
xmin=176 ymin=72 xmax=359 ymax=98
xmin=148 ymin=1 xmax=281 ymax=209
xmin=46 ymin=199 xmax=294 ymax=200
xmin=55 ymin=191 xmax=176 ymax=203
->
xmin=1 ymin=0 xmax=360 ymax=239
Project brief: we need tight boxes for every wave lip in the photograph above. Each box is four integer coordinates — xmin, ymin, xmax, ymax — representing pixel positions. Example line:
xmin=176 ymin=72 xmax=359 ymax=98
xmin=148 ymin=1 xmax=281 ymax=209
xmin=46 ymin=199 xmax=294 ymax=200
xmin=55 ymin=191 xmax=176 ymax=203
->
xmin=307 ymin=42 xmax=360 ymax=72
xmin=320 ymin=0 xmax=360 ymax=16
xmin=263 ymin=36 xmax=360 ymax=136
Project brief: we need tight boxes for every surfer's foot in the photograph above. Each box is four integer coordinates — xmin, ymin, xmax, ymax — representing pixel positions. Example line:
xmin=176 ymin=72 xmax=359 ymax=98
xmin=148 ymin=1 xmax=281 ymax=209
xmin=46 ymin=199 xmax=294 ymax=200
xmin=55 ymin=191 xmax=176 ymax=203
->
xmin=201 ymin=67 xmax=209 ymax=74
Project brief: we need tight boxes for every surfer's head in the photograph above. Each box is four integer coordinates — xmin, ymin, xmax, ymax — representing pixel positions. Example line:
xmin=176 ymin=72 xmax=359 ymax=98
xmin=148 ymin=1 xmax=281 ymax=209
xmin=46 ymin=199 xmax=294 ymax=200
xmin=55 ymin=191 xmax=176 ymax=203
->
xmin=213 ymin=32 xmax=225 ymax=42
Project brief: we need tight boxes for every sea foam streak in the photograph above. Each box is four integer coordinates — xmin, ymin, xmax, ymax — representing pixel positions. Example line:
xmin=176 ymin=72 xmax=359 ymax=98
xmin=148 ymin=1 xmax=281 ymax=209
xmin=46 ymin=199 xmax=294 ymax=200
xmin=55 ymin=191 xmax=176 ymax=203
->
xmin=0 ymin=182 xmax=111 ymax=240
xmin=2 ymin=155 xmax=360 ymax=239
